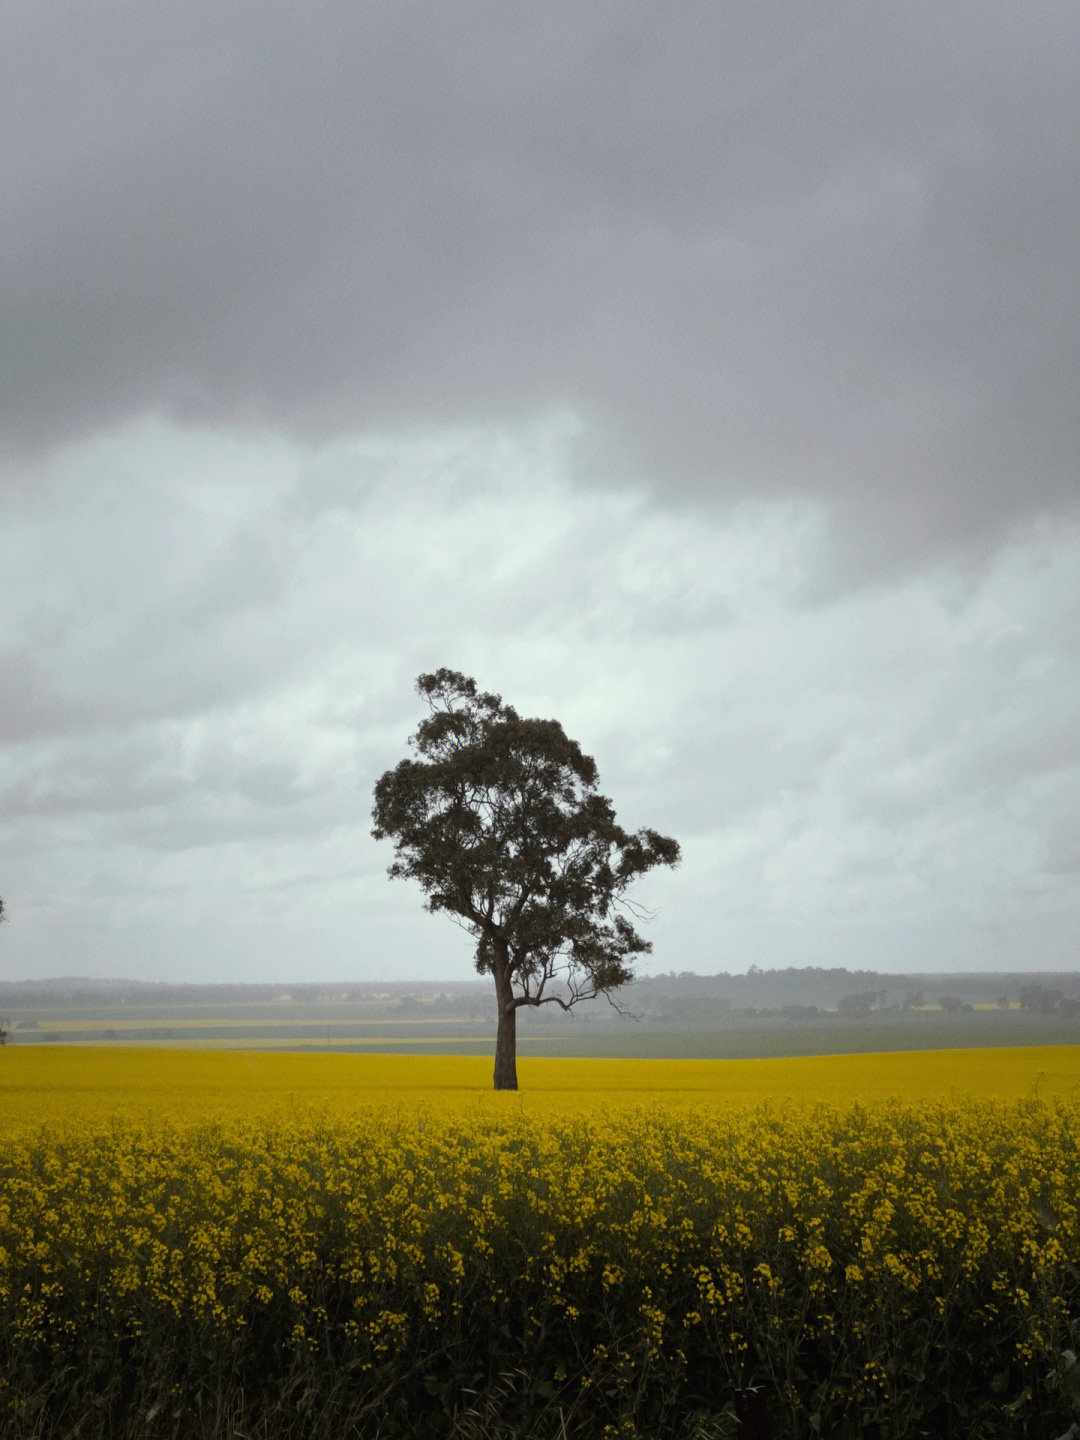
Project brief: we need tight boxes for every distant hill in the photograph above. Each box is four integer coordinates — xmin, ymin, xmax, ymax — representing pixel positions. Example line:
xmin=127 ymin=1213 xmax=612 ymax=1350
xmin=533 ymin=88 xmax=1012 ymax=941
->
xmin=3 ymin=967 xmax=1078 ymax=1012
xmin=2 ymin=968 xmax=1077 ymax=1058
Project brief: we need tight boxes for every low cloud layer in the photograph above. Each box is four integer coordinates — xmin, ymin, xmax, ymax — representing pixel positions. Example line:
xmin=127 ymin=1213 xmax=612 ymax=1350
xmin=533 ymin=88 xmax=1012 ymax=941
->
xmin=2 ymin=418 xmax=1077 ymax=981
xmin=3 ymin=6 xmax=1077 ymax=983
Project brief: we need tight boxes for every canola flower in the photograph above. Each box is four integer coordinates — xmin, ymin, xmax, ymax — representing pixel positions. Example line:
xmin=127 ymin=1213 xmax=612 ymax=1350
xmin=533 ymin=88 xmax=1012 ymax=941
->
xmin=2 ymin=1079 xmax=1079 ymax=1437
xmin=3 ymin=1044 xmax=1080 ymax=1134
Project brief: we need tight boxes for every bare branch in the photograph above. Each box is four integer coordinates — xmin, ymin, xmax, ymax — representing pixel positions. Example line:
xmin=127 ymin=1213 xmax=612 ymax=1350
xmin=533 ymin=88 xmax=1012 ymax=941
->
xmin=603 ymin=987 xmax=642 ymax=1022
xmin=614 ymin=892 xmax=657 ymax=923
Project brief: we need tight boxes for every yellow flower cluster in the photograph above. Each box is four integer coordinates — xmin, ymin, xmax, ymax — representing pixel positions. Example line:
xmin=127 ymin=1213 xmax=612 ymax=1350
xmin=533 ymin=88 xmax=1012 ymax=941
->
xmin=1 ymin=1091 xmax=1078 ymax=1436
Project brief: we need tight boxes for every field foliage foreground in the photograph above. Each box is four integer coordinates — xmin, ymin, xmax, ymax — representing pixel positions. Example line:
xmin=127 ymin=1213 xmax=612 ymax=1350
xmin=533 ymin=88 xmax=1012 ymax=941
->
xmin=2 ymin=1049 xmax=1080 ymax=1438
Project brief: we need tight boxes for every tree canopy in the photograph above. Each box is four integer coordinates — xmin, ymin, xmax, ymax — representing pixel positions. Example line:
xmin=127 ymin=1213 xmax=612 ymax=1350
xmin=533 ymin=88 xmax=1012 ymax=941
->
xmin=371 ymin=670 xmax=680 ymax=1089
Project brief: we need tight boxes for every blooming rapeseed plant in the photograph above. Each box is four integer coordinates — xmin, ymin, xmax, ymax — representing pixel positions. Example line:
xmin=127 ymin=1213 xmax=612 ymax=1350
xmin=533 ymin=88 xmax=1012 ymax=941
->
xmin=1 ymin=1049 xmax=1079 ymax=1436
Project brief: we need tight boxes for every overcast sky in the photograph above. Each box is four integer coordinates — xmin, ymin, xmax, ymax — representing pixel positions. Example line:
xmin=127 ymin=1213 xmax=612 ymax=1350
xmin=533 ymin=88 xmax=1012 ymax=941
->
xmin=2 ymin=3 xmax=1078 ymax=985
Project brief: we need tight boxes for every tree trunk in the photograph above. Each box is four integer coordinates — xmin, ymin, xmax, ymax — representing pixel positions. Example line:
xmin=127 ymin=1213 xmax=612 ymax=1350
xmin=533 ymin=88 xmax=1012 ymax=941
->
xmin=492 ymin=953 xmax=518 ymax=1091
xmin=493 ymin=1002 xmax=518 ymax=1091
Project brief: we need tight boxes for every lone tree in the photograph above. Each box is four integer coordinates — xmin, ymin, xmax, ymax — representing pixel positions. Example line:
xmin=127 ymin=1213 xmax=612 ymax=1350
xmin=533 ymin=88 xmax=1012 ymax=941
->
xmin=372 ymin=670 xmax=680 ymax=1090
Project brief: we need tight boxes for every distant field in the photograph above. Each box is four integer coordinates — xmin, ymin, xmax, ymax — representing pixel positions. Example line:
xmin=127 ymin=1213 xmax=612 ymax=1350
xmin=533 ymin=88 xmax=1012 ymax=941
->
xmin=3 ymin=1043 xmax=1079 ymax=1132
xmin=4 ymin=994 xmax=1079 ymax=1057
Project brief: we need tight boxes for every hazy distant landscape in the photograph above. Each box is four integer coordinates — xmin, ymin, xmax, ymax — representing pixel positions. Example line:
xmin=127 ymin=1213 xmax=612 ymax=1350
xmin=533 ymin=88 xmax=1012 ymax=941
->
xmin=4 ymin=967 xmax=1077 ymax=1058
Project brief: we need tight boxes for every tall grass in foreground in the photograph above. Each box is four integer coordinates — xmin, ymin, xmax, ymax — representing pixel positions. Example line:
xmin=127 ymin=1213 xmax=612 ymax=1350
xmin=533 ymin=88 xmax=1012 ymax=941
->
xmin=2 ymin=1097 xmax=1080 ymax=1438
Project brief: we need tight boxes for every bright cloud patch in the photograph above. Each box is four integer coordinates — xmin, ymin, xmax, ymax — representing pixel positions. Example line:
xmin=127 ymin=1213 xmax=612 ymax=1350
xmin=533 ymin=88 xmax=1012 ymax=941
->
xmin=1 ymin=417 xmax=1077 ymax=981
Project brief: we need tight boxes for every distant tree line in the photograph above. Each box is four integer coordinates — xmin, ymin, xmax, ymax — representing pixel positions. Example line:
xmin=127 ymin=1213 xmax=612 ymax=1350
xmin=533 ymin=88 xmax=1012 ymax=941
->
xmin=1018 ymin=981 xmax=1080 ymax=1017
xmin=3 ymin=967 xmax=1080 ymax=1025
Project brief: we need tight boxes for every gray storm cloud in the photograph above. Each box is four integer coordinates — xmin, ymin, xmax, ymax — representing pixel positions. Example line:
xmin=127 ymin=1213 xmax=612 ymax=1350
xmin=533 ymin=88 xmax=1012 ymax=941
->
xmin=4 ymin=2 xmax=1078 ymax=575
xmin=3 ymin=5 xmax=1079 ymax=985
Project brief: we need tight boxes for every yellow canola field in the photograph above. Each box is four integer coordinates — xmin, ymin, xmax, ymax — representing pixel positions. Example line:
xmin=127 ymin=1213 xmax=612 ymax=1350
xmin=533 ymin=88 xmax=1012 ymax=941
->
xmin=2 ymin=1043 xmax=1078 ymax=1132
xmin=3 ymin=1068 xmax=1080 ymax=1437
xmin=4 ymin=1045 xmax=1080 ymax=1435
